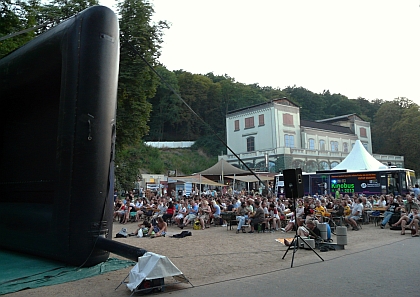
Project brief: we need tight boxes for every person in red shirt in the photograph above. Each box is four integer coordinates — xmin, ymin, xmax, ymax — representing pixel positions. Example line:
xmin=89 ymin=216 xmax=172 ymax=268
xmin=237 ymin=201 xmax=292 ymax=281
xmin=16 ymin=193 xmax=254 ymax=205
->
xmin=162 ymin=201 xmax=175 ymax=223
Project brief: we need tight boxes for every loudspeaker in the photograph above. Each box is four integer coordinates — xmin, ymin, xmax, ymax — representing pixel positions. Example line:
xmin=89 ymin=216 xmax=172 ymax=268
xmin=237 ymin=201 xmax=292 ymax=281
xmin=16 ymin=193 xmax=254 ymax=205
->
xmin=283 ymin=168 xmax=304 ymax=198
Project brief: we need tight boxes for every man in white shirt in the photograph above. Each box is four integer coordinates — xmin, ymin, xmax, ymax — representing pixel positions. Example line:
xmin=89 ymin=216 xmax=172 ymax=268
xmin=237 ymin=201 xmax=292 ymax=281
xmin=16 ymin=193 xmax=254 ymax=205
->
xmin=345 ymin=197 xmax=363 ymax=231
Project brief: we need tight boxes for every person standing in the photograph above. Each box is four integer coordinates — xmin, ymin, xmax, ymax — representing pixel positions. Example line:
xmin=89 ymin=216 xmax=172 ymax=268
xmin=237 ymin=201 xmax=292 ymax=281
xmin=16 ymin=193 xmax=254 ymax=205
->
xmin=410 ymin=184 xmax=420 ymax=200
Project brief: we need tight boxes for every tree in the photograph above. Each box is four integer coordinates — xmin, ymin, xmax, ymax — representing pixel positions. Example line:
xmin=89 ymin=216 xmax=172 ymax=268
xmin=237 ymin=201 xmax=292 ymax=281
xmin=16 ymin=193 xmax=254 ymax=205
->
xmin=0 ymin=0 xmax=37 ymax=58
xmin=35 ymin=0 xmax=98 ymax=33
xmin=354 ymin=97 xmax=383 ymax=122
xmin=174 ymin=71 xmax=213 ymax=139
xmin=392 ymin=104 xmax=420 ymax=173
xmin=146 ymin=65 xmax=182 ymax=141
xmin=116 ymin=0 xmax=168 ymax=148
xmin=115 ymin=0 xmax=168 ymax=189
xmin=371 ymin=101 xmax=404 ymax=155
xmin=1 ymin=0 xmax=101 ymax=59
xmin=283 ymin=86 xmax=326 ymax=120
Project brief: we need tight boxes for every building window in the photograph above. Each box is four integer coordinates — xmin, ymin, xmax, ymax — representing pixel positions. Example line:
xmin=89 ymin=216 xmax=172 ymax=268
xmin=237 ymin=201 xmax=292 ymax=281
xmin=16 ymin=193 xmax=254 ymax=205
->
xmin=319 ymin=161 xmax=330 ymax=170
xmin=319 ymin=140 xmax=325 ymax=151
xmin=246 ymin=137 xmax=255 ymax=152
xmin=283 ymin=113 xmax=294 ymax=126
xmin=360 ymin=127 xmax=367 ymax=137
xmin=245 ymin=117 xmax=254 ymax=129
xmin=343 ymin=142 xmax=349 ymax=153
xmin=234 ymin=120 xmax=239 ymax=131
xmin=285 ymin=134 xmax=295 ymax=148
xmin=258 ymin=114 xmax=265 ymax=126
xmin=331 ymin=161 xmax=339 ymax=169
xmin=330 ymin=141 xmax=338 ymax=152
xmin=308 ymin=138 xmax=315 ymax=150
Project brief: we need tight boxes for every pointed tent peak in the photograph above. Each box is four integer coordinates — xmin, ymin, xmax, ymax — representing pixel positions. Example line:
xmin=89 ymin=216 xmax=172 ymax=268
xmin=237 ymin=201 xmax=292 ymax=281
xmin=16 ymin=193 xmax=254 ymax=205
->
xmin=198 ymin=159 xmax=249 ymax=176
xmin=333 ymin=140 xmax=387 ymax=171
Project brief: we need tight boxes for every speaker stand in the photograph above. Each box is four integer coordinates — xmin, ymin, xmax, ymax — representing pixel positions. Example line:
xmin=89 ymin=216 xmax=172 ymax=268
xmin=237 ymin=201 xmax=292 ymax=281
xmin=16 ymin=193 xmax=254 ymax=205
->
xmin=281 ymin=233 xmax=324 ymax=268
xmin=281 ymin=187 xmax=324 ymax=268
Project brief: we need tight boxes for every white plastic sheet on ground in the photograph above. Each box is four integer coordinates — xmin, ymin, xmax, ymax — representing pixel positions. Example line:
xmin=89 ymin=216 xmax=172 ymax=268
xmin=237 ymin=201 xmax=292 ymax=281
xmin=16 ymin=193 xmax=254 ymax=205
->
xmin=126 ymin=252 xmax=188 ymax=291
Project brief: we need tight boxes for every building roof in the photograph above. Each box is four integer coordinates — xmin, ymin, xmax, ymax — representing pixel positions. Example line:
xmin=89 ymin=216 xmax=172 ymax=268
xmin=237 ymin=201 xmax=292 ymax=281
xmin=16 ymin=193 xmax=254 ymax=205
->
xmin=315 ymin=113 xmax=364 ymax=123
xmin=227 ymin=97 xmax=298 ymax=116
xmin=300 ymin=120 xmax=353 ymax=134
xmin=333 ymin=140 xmax=387 ymax=170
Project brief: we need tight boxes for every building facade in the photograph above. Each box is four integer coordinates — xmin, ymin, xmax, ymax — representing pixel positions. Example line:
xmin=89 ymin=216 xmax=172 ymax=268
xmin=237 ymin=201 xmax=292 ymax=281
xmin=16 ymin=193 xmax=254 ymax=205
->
xmin=221 ymin=98 xmax=404 ymax=172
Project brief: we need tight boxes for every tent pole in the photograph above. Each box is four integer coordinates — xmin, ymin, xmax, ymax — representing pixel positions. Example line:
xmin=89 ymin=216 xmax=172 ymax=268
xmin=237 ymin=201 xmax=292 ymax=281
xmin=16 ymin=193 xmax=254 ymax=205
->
xmin=222 ymin=159 xmax=224 ymax=185
xmin=233 ymin=174 xmax=236 ymax=194
xmin=199 ymin=174 xmax=202 ymax=197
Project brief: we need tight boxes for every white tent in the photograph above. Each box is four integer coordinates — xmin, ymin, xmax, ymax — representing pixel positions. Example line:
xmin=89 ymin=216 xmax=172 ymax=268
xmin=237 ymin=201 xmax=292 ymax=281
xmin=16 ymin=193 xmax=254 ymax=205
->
xmin=126 ymin=252 xmax=191 ymax=292
xmin=333 ymin=140 xmax=387 ymax=171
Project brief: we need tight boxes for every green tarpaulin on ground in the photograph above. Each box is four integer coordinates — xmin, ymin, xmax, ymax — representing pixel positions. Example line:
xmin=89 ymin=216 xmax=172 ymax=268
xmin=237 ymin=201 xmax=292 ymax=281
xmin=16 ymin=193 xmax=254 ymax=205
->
xmin=0 ymin=249 xmax=134 ymax=295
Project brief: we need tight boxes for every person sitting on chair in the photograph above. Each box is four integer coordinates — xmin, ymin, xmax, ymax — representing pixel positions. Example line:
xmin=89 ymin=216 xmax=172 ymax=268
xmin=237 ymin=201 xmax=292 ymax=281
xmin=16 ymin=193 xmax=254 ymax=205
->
xmin=392 ymin=208 xmax=419 ymax=235
xmin=343 ymin=200 xmax=351 ymax=217
xmin=299 ymin=199 xmax=314 ymax=225
xmin=198 ymin=200 xmax=211 ymax=230
xmin=404 ymin=194 xmax=419 ymax=214
xmin=379 ymin=197 xmax=401 ymax=229
xmin=281 ymin=201 xmax=304 ymax=233
xmin=361 ymin=196 xmax=372 ymax=223
xmin=314 ymin=200 xmax=328 ymax=221
xmin=406 ymin=208 xmax=420 ymax=237
xmin=267 ymin=203 xmax=280 ymax=231
xmin=210 ymin=200 xmax=221 ymax=225
xmin=235 ymin=201 xmax=248 ymax=234
xmin=174 ymin=201 xmax=187 ymax=227
xmin=162 ymin=201 xmax=176 ymax=223
xmin=345 ymin=197 xmax=363 ymax=231
xmin=248 ymin=200 xmax=265 ymax=233
xmin=181 ymin=201 xmax=199 ymax=228
xmin=332 ymin=199 xmax=344 ymax=216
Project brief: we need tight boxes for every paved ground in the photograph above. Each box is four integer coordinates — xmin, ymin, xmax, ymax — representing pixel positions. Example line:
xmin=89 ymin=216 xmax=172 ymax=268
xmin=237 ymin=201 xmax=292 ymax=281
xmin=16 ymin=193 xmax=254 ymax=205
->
xmin=6 ymin=221 xmax=418 ymax=297
xmin=160 ymin=238 xmax=416 ymax=297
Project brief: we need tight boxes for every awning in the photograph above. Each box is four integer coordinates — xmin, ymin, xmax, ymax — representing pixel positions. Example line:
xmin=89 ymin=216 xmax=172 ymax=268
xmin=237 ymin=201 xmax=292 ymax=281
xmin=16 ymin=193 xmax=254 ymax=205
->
xmin=175 ymin=174 xmax=226 ymax=187
xmin=198 ymin=159 xmax=249 ymax=175
xmin=225 ymin=174 xmax=275 ymax=183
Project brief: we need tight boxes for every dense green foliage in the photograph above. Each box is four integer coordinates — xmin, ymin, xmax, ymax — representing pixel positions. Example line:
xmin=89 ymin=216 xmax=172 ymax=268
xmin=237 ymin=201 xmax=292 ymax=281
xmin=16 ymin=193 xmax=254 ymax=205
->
xmin=372 ymin=98 xmax=420 ymax=175
xmin=114 ymin=142 xmax=217 ymax=190
xmin=116 ymin=0 xmax=168 ymax=149
xmin=0 ymin=0 xmax=38 ymax=57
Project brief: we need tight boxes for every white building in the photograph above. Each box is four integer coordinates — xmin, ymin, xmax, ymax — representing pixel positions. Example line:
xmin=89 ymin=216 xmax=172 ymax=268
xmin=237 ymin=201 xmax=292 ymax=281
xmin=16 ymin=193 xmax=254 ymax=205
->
xmin=221 ymin=98 xmax=403 ymax=172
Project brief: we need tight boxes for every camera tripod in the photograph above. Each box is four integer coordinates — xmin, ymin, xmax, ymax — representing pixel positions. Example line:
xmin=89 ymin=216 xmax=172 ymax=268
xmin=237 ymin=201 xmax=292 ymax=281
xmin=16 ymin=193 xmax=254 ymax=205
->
xmin=281 ymin=185 xmax=324 ymax=268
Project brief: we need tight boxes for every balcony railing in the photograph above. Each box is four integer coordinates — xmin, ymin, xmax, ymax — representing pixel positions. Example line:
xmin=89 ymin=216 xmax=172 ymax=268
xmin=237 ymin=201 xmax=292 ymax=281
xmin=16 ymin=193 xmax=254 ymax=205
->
xmin=222 ymin=147 xmax=403 ymax=165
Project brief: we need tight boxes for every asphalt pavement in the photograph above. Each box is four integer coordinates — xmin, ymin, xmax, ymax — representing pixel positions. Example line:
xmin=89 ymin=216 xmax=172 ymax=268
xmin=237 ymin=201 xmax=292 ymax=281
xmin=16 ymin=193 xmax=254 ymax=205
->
xmin=158 ymin=237 xmax=417 ymax=297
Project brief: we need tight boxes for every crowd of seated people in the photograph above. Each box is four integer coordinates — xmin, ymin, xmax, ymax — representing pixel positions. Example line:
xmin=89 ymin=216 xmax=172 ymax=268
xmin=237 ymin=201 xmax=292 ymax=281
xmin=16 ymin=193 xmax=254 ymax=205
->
xmin=111 ymin=187 xmax=420 ymax=240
